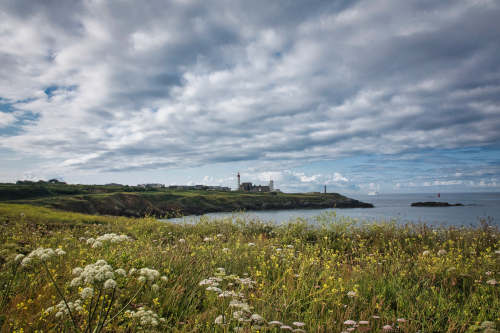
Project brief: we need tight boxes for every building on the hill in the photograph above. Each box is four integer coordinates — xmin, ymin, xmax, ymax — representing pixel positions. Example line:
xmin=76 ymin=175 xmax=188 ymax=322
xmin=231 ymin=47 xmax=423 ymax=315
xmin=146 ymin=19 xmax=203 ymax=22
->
xmin=237 ymin=173 xmax=275 ymax=192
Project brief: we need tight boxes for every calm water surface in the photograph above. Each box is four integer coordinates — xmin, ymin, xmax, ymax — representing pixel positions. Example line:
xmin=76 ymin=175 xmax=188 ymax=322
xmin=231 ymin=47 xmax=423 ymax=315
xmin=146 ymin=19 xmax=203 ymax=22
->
xmin=166 ymin=192 xmax=500 ymax=227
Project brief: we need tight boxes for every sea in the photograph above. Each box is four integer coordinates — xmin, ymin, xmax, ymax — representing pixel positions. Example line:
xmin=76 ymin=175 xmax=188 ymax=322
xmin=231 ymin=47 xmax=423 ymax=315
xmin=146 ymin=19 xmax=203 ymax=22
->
xmin=165 ymin=192 xmax=500 ymax=227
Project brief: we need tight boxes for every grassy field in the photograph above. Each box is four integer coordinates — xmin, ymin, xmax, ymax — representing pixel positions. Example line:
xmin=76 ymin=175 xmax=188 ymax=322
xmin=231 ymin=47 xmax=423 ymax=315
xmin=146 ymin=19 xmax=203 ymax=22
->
xmin=0 ymin=203 xmax=499 ymax=332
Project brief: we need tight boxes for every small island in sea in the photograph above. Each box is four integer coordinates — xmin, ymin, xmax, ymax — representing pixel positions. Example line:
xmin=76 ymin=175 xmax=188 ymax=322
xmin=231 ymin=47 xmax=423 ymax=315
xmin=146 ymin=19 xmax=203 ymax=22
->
xmin=411 ymin=201 xmax=464 ymax=207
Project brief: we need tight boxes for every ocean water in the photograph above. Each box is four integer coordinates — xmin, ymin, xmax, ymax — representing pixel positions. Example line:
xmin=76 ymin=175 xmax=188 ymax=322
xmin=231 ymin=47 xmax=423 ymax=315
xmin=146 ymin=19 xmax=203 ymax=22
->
xmin=166 ymin=192 xmax=500 ymax=227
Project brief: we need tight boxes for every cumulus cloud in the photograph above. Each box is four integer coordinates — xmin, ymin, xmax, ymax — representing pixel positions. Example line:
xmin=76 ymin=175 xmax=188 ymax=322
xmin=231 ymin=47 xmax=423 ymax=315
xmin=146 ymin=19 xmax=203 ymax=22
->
xmin=0 ymin=0 xmax=499 ymax=190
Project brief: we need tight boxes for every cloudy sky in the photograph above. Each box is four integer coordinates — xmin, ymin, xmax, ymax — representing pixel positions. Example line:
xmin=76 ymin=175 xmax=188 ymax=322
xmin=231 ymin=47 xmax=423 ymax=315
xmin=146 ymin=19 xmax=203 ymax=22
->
xmin=1 ymin=0 xmax=500 ymax=194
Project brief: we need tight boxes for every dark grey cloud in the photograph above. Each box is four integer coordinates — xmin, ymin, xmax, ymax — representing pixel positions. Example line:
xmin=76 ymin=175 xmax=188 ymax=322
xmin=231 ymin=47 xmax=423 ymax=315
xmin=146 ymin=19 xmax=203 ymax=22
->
xmin=0 ymin=0 xmax=499 ymax=178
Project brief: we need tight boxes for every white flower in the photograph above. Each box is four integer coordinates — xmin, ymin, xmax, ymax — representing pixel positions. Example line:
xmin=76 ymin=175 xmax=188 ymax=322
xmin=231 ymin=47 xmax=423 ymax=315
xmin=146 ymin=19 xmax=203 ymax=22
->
xmin=178 ymin=238 xmax=186 ymax=243
xmin=286 ymin=245 xmax=294 ymax=249
xmin=92 ymin=241 xmax=103 ymax=248
xmin=293 ymin=321 xmax=305 ymax=327
xmin=161 ymin=276 xmax=168 ymax=282
xmin=21 ymin=257 xmax=32 ymax=267
xmin=104 ymin=279 xmax=117 ymax=290
xmin=214 ymin=315 xmax=225 ymax=324
xmin=383 ymin=324 xmax=393 ymax=331
xmin=70 ymin=277 xmax=83 ymax=287
xmin=269 ymin=321 xmax=283 ymax=326
xmin=129 ymin=268 xmax=137 ymax=275
xmin=206 ymin=286 xmax=223 ymax=293
xmin=397 ymin=318 xmax=406 ymax=323
xmin=80 ymin=287 xmax=94 ymax=299
xmin=139 ymin=268 xmax=160 ymax=282
xmin=280 ymin=325 xmax=293 ymax=331
xmin=55 ymin=248 xmax=66 ymax=256
xmin=72 ymin=267 xmax=83 ymax=275
xmin=203 ymin=237 xmax=212 ymax=242
xmin=344 ymin=320 xmax=356 ymax=325
xmin=422 ymin=250 xmax=431 ymax=256
xmin=115 ymin=268 xmax=127 ymax=276
xmin=86 ymin=238 xmax=95 ymax=245
xmin=151 ymin=284 xmax=159 ymax=293
xmin=437 ymin=249 xmax=447 ymax=256
xmin=247 ymin=242 xmax=256 ymax=247
xmin=222 ymin=248 xmax=230 ymax=253
xmin=485 ymin=271 xmax=493 ymax=276
xmin=359 ymin=320 xmax=369 ymax=325
xmin=486 ymin=279 xmax=497 ymax=285
xmin=14 ymin=254 xmax=25 ymax=262
xmin=347 ymin=291 xmax=357 ymax=297
xmin=250 ymin=313 xmax=265 ymax=324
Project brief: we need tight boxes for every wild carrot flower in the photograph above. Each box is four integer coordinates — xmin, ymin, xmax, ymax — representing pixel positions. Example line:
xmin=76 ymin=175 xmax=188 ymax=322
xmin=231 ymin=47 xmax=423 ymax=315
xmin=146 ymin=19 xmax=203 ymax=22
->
xmin=486 ymin=279 xmax=497 ymax=285
xmin=14 ymin=254 xmax=25 ymax=262
xmin=104 ymin=279 xmax=117 ymax=290
xmin=80 ymin=287 xmax=94 ymax=299
xmin=438 ymin=249 xmax=447 ymax=256
xmin=293 ymin=321 xmax=306 ymax=327
xmin=269 ymin=321 xmax=283 ymax=326
xmin=383 ymin=324 xmax=393 ymax=331
xmin=344 ymin=320 xmax=356 ymax=325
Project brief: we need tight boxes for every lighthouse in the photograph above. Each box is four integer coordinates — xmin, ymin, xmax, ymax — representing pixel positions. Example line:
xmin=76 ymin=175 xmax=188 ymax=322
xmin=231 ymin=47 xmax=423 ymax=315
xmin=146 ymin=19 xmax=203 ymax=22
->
xmin=237 ymin=172 xmax=241 ymax=190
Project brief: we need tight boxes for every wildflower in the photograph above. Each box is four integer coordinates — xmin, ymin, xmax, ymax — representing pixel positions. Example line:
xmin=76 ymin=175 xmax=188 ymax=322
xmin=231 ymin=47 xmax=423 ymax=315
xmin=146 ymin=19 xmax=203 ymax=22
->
xmin=359 ymin=320 xmax=369 ymax=325
xmin=223 ymin=248 xmax=230 ymax=253
xmin=347 ymin=291 xmax=357 ymax=297
xmin=104 ymin=279 xmax=117 ymax=290
xmin=372 ymin=315 xmax=380 ymax=319
xmin=397 ymin=318 xmax=406 ymax=323
xmin=203 ymin=237 xmax=212 ymax=242
xmin=206 ymin=286 xmax=223 ymax=293
xmin=161 ymin=275 xmax=168 ymax=282
xmin=250 ymin=313 xmax=265 ymax=324
xmin=248 ymin=242 xmax=256 ymax=247
xmin=54 ymin=248 xmax=66 ymax=256
xmin=216 ymin=267 xmax=226 ymax=274
xmin=293 ymin=321 xmax=306 ymax=327
xmin=269 ymin=321 xmax=283 ymax=326
xmin=214 ymin=315 xmax=225 ymax=324
xmin=80 ymin=287 xmax=94 ymax=299
xmin=72 ymin=267 xmax=83 ymax=275
xmin=422 ymin=250 xmax=430 ymax=256
xmin=485 ymin=271 xmax=493 ymax=276
xmin=286 ymin=245 xmax=294 ymax=249
xmin=280 ymin=326 xmax=293 ymax=331
xmin=437 ymin=249 xmax=447 ymax=256
xmin=92 ymin=241 xmax=103 ymax=248
xmin=14 ymin=254 xmax=25 ymax=262
xmin=151 ymin=284 xmax=159 ymax=293
xmin=293 ymin=329 xmax=306 ymax=333
xmin=383 ymin=324 xmax=393 ymax=331
xmin=216 ymin=233 xmax=224 ymax=238
xmin=486 ymin=279 xmax=497 ymax=285
xmin=178 ymin=238 xmax=186 ymax=243
xmin=344 ymin=320 xmax=356 ymax=325
xmin=70 ymin=277 xmax=83 ymax=287
xmin=21 ymin=257 xmax=32 ymax=267
xmin=86 ymin=238 xmax=95 ymax=245
xmin=115 ymin=268 xmax=127 ymax=276
xmin=128 ymin=307 xmax=165 ymax=328
xmin=218 ymin=290 xmax=238 ymax=298
xmin=138 ymin=268 xmax=160 ymax=282
xmin=129 ymin=268 xmax=137 ymax=275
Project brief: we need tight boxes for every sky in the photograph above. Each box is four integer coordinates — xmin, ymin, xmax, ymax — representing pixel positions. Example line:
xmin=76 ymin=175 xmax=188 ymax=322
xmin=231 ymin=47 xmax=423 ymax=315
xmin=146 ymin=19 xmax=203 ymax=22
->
xmin=1 ymin=0 xmax=500 ymax=194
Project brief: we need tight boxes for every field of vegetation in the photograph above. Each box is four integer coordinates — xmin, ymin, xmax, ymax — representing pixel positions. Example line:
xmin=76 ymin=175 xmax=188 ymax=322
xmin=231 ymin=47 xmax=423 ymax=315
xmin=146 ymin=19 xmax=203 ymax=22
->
xmin=0 ymin=203 xmax=499 ymax=332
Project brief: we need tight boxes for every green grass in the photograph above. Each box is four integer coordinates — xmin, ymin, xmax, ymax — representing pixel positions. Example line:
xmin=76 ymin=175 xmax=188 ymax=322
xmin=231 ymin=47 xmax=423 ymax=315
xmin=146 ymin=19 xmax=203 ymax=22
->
xmin=0 ymin=203 xmax=499 ymax=332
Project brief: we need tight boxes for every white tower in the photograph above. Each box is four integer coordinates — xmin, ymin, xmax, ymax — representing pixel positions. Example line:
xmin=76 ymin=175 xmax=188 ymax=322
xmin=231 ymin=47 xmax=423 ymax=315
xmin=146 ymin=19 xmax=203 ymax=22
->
xmin=269 ymin=180 xmax=274 ymax=191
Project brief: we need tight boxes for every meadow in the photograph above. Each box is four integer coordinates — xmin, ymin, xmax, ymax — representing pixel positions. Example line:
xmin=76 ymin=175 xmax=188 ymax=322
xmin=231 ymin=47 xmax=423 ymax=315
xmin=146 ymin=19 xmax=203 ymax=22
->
xmin=0 ymin=203 xmax=499 ymax=332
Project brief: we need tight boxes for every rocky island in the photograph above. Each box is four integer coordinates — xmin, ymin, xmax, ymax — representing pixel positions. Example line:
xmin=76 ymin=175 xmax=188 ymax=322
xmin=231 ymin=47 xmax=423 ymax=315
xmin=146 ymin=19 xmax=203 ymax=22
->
xmin=411 ymin=201 xmax=464 ymax=207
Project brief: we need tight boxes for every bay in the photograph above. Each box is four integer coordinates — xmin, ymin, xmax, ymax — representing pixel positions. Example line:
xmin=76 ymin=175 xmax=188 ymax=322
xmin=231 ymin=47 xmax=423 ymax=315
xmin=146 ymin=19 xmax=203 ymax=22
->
xmin=165 ymin=192 xmax=500 ymax=227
